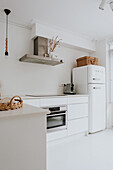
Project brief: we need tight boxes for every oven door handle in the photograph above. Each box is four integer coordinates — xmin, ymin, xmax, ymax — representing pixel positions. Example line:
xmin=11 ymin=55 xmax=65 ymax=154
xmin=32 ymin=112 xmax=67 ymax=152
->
xmin=47 ymin=110 xmax=67 ymax=115
xmin=47 ymin=113 xmax=66 ymax=117
xmin=49 ymin=110 xmax=67 ymax=114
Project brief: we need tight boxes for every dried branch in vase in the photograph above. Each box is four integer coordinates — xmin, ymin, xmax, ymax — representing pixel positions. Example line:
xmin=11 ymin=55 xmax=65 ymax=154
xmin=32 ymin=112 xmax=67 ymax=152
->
xmin=48 ymin=36 xmax=62 ymax=53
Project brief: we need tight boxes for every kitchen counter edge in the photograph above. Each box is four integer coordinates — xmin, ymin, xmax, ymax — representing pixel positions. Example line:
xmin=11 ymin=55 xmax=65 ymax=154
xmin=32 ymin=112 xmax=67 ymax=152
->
xmin=22 ymin=94 xmax=89 ymax=100
xmin=0 ymin=104 xmax=49 ymax=119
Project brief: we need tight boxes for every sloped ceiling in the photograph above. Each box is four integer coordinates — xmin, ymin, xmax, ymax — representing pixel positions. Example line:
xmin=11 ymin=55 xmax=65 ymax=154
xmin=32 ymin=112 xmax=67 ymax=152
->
xmin=1 ymin=0 xmax=113 ymax=40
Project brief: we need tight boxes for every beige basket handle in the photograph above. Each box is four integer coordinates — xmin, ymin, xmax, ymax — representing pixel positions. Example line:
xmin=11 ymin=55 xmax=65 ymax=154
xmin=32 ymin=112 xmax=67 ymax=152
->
xmin=9 ymin=96 xmax=23 ymax=107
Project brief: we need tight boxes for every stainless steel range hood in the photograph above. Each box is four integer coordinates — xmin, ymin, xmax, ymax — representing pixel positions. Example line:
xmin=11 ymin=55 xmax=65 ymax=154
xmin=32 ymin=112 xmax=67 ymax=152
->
xmin=19 ymin=54 xmax=64 ymax=66
xmin=19 ymin=36 xmax=64 ymax=66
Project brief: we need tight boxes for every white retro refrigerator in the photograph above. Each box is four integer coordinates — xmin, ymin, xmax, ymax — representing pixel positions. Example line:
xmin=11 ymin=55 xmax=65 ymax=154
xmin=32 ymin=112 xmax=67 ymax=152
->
xmin=73 ymin=65 xmax=106 ymax=133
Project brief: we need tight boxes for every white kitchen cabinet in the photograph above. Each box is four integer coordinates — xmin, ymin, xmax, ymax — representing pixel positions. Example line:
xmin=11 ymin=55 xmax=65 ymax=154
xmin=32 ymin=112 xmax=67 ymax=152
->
xmin=67 ymin=96 xmax=88 ymax=136
xmin=68 ymin=103 xmax=88 ymax=120
xmin=47 ymin=129 xmax=67 ymax=142
xmin=23 ymin=95 xmax=89 ymax=140
xmin=68 ymin=118 xmax=88 ymax=135
xmin=40 ymin=97 xmax=67 ymax=107
xmin=0 ymin=105 xmax=48 ymax=170
xmin=68 ymin=96 xmax=88 ymax=104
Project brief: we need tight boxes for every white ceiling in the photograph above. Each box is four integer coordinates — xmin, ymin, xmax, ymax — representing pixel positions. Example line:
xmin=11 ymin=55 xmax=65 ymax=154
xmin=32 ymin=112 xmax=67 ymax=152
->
xmin=1 ymin=0 xmax=113 ymax=40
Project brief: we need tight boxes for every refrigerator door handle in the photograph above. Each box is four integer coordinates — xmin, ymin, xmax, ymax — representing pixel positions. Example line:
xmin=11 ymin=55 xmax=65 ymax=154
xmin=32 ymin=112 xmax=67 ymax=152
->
xmin=93 ymin=87 xmax=102 ymax=89
xmin=93 ymin=78 xmax=101 ymax=80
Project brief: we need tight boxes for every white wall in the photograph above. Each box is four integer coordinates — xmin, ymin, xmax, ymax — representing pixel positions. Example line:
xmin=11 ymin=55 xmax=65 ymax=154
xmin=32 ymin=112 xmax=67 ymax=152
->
xmin=0 ymin=22 xmax=32 ymax=60
xmin=109 ymin=49 xmax=113 ymax=127
xmin=0 ymin=21 xmax=89 ymax=96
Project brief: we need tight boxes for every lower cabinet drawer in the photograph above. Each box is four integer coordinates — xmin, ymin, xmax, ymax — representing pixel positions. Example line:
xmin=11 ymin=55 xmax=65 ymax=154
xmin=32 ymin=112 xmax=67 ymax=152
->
xmin=68 ymin=118 xmax=88 ymax=136
xmin=47 ymin=130 xmax=67 ymax=142
xmin=40 ymin=98 xmax=67 ymax=107
xmin=68 ymin=97 xmax=88 ymax=104
xmin=68 ymin=103 xmax=88 ymax=120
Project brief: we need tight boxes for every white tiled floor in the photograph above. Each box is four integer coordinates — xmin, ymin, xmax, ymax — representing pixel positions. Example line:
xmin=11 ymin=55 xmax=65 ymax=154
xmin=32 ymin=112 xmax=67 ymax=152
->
xmin=47 ymin=129 xmax=113 ymax=170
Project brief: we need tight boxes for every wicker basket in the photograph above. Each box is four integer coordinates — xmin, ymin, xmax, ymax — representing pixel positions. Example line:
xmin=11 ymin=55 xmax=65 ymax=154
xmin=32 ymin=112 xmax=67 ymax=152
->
xmin=76 ymin=56 xmax=98 ymax=67
xmin=0 ymin=96 xmax=23 ymax=111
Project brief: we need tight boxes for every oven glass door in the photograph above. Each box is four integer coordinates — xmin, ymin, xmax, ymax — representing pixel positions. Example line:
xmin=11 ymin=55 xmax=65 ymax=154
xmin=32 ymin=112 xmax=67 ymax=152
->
xmin=47 ymin=114 xmax=66 ymax=129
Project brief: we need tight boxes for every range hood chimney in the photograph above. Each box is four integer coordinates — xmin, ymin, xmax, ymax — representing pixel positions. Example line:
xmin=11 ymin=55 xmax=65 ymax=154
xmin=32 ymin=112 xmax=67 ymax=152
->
xmin=19 ymin=36 xmax=63 ymax=66
xmin=34 ymin=36 xmax=48 ymax=56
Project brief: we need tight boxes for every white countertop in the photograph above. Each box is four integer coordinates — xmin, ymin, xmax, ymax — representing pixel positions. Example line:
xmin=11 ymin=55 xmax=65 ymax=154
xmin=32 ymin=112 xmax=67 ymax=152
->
xmin=0 ymin=104 xmax=49 ymax=119
xmin=22 ymin=94 xmax=89 ymax=100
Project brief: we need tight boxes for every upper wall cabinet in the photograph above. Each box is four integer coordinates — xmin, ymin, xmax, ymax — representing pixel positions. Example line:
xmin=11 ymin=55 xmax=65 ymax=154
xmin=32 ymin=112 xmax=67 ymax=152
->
xmin=31 ymin=23 xmax=96 ymax=53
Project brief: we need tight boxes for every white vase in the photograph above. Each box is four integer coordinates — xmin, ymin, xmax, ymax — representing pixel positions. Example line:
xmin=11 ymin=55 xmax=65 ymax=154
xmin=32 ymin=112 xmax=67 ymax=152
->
xmin=49 ymin=51 xmax=54 ymax=58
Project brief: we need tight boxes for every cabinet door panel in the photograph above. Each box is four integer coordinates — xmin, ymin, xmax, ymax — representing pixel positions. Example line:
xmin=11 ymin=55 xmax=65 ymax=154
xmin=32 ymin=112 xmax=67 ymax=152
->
xmin=40 ymin=98 xmax=67 ymax=107
xmin=68 ymin=104 xmax=88 ymax=120
xmin=68 ymin=97 xmax=88 ymax=104
xmin=68 ymin=118 xmax=88 ymax=136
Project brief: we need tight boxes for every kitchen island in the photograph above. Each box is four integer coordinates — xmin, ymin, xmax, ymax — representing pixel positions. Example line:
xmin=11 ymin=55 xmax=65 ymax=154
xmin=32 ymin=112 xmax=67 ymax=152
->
xmin=0 ymin=104 xmax=49 ymax=170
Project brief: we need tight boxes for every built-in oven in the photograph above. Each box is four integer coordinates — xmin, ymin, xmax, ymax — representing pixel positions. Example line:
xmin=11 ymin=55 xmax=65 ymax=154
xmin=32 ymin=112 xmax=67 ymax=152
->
xmin=43 ymin=106 xmax=67 ymax=131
